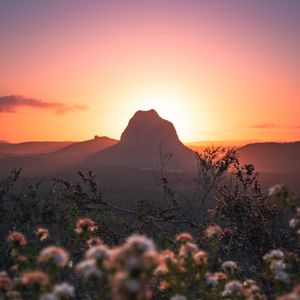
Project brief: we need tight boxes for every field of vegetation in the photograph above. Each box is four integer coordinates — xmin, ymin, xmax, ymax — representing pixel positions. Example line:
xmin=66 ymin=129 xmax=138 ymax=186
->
xmin=0 ymin=147 xmax=299 ymax=300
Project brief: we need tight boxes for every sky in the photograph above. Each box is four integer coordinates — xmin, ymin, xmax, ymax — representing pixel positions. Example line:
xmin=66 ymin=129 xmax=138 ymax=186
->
xmin=0 ymin=0 xmax=300 ymax=143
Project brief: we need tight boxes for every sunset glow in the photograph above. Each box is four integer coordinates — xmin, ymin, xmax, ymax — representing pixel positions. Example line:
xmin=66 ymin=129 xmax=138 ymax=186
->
xmin=0 ymin=1 xmax=300 ymax=143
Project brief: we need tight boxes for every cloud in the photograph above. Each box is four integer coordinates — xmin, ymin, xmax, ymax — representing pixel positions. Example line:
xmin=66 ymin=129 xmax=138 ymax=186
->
xmin=245 ymin=122 xmax=276 ymax=129
xmin=0 ymin=95 xmax=88 ymax=114
xmin=250 ymin=122 xmax=276 ymax=129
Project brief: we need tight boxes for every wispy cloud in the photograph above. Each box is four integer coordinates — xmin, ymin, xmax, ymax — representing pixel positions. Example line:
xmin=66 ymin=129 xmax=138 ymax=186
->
xmin=249 ymin=122 xmax=276 ymax=129
xmin=0 ymin=95 xmax=88 ymax=114
xmin=239 ymin=122 xmax=276 ymax=129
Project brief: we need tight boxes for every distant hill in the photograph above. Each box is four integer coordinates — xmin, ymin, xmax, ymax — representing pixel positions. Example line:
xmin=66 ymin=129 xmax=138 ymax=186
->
xmin=0 ymin=141 xmax=73 ymax=155
xmin=238 ymin=142 xmax=300 ymax=173
xmin=50 ymin=136 xmax=118 ymax=162
xmin=88 ymin=110 xmax=196 ymax=171
xmin=186 ymin=139 xmax=259 ymax=153
xmin=0 ymin=136 xmax=118 ymax=176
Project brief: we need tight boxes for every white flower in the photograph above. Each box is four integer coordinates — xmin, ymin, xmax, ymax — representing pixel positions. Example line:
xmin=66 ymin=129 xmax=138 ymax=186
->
xmin=40 ymin=293 xmax=58 ymax=300
xmin=268 ymin=184 xmax=283 ymax=196
xmin=275 ymin=271 xmax=290 ymax=283
xmin=76 ymin=259 xmax=102 ymax=281
xmin=125 ymin=235 xmax=156 ymax=253
xmin=270 ymin=260 xmax=286 ymax=273
xmin=53 ymin=282 xmax=75 ymax=298
xmin=38 ymin=246 xmax=69 ymax=267
xmin=125 ymin=279 xmax=141 ymax=293
xmin=222 ymin=280 xmax=244 ymax=297
xmin=206 ymin=275 xmax=218 ymax=287
xmin=170 ymin=295 xmax=187 ymax=300
xmin=263 ymin=249 xmax=284 ymax=261
xmin=221 ymin=261 xmax=237 ymax=273
xmin=85 ymin=245 xmax=109 ymax=262
xmin=289 ymin=218 xmax=300 ymax=228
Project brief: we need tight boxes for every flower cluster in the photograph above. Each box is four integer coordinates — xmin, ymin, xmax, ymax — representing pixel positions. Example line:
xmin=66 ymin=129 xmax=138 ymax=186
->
xmin=263 ymin=249 xmax=289 ymax=284
xmin=1 ymin=217 xmax=300 ymax=300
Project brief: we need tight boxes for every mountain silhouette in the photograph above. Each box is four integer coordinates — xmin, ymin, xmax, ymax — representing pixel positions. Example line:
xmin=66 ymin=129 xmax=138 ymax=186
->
xmin=0 ymin=141 xmax=73 ymax=155
xmin=0 ymin=137 xmax=118 ymax=176
xmin=50 ymin=136 xmax=118 ymax=162
xmin=88 ymin=109 xmax=196 ymax=170
xmin=238 ymin=142 xmax=300 ymax=173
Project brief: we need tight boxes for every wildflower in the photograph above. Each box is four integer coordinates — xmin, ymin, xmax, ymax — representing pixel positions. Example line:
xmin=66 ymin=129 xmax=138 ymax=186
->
xmin=38 ymin=246 xmax=69 ymax=267
xmin=114 ymin=235 xmax=157 ymax=272
xmin=243 ymin=279 xmax=262 ymax=297
xmin=263 ymin=249 xmax=284 ymax=262
xmin=270 ymin=260 xmax=286 ymax=273
xmin=193 ymin=250 xmax=208 ymax=266
xmin=20 ymin=271 xmax=49 ymax=288
xmin=205 ymin=272 xmax=227 ymax=287
xmin=175 ymin=233 xmax=194 ymax=243
xmin=85 ymin=245 xmax=109 ymax=263
xmin=40 ymin=293 xmax=58 ymax=300
xmin=268 ymin=184 xmax=289 ymax=201
xmin=221 ymin=261 xmax=238 ymax=273
xmin=277 ymin=284 xmax=300 ymax=300
xmin=112 ymin=271 xmax=151 ymax=300
xmin=125 ymin=279 xmax=141 ymax=293
xmin=170 ymin=295 xmax=187 ymax=300
xmin=36 ymin=228 xmax=49 ymax=241
xmin=243 ymin=279 xmax=256 ymax=288
xmin=53 ymin=282 xmax=75 ymax=299
xmin=76 ymin=259 xmax=102 ymax=281
xmin=5 ymin=291 xmax=22 ymax=300
xmin=0 ymin=272 xmax=13 ymax=292
xmin=289 ymin=218 xmax=300 ymax=229
xmin=154 ymin=264 xmax=168 ymax=277
xmin=275 ymin=271 xmax=290 ymax=284
xmin=75 ymin=218 xmax=96 ymax=234
xmin=179 ymin=242 xmax=199 ymax=258
xmin=222 ymin=280 xmax=244 ymax=298
xmin=205 ymin=225 xmax=222 ymax=239
xmin=125 ymin=234 xmax=156 ymax=253
xmin=159 ymin=250 xmax=177 ymax=265
xmin=7 ymin=231 xmax=27 ymax=247
xmin=86 ymin=237 xmax=103 ymax=248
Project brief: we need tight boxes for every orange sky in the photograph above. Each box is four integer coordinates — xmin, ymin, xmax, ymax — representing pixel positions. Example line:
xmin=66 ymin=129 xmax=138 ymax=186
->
xmin=0 ymin=1 xmax=299 ymax=143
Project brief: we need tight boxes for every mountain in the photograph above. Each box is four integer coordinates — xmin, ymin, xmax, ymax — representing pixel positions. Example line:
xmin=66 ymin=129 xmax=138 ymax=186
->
xmin=238 ymin=142 xmax=300 ymax=173
xmin=50 ymin=136 xmax=118 ymax=162
xmin=87 ymin=110 xmax=196 ymax=170
xmin=0 ymin=141 xmax=73 ymax=155
xmin=187 ymin=139 xmax=259 ymax=153
xmin=0 ymin=136 xmax=118 ymax=176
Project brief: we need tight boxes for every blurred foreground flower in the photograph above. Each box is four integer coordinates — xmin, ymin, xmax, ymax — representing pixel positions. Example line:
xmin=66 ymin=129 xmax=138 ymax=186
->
xmin=38 ymin=246 xmax=69 ymax=268
xmin=20 ymin=271 xmax=49 ymax=288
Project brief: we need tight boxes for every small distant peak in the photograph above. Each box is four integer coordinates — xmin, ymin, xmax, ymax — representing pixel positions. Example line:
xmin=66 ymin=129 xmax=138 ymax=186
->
xmin=94 ymin=135 xmax=112 ymax=140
